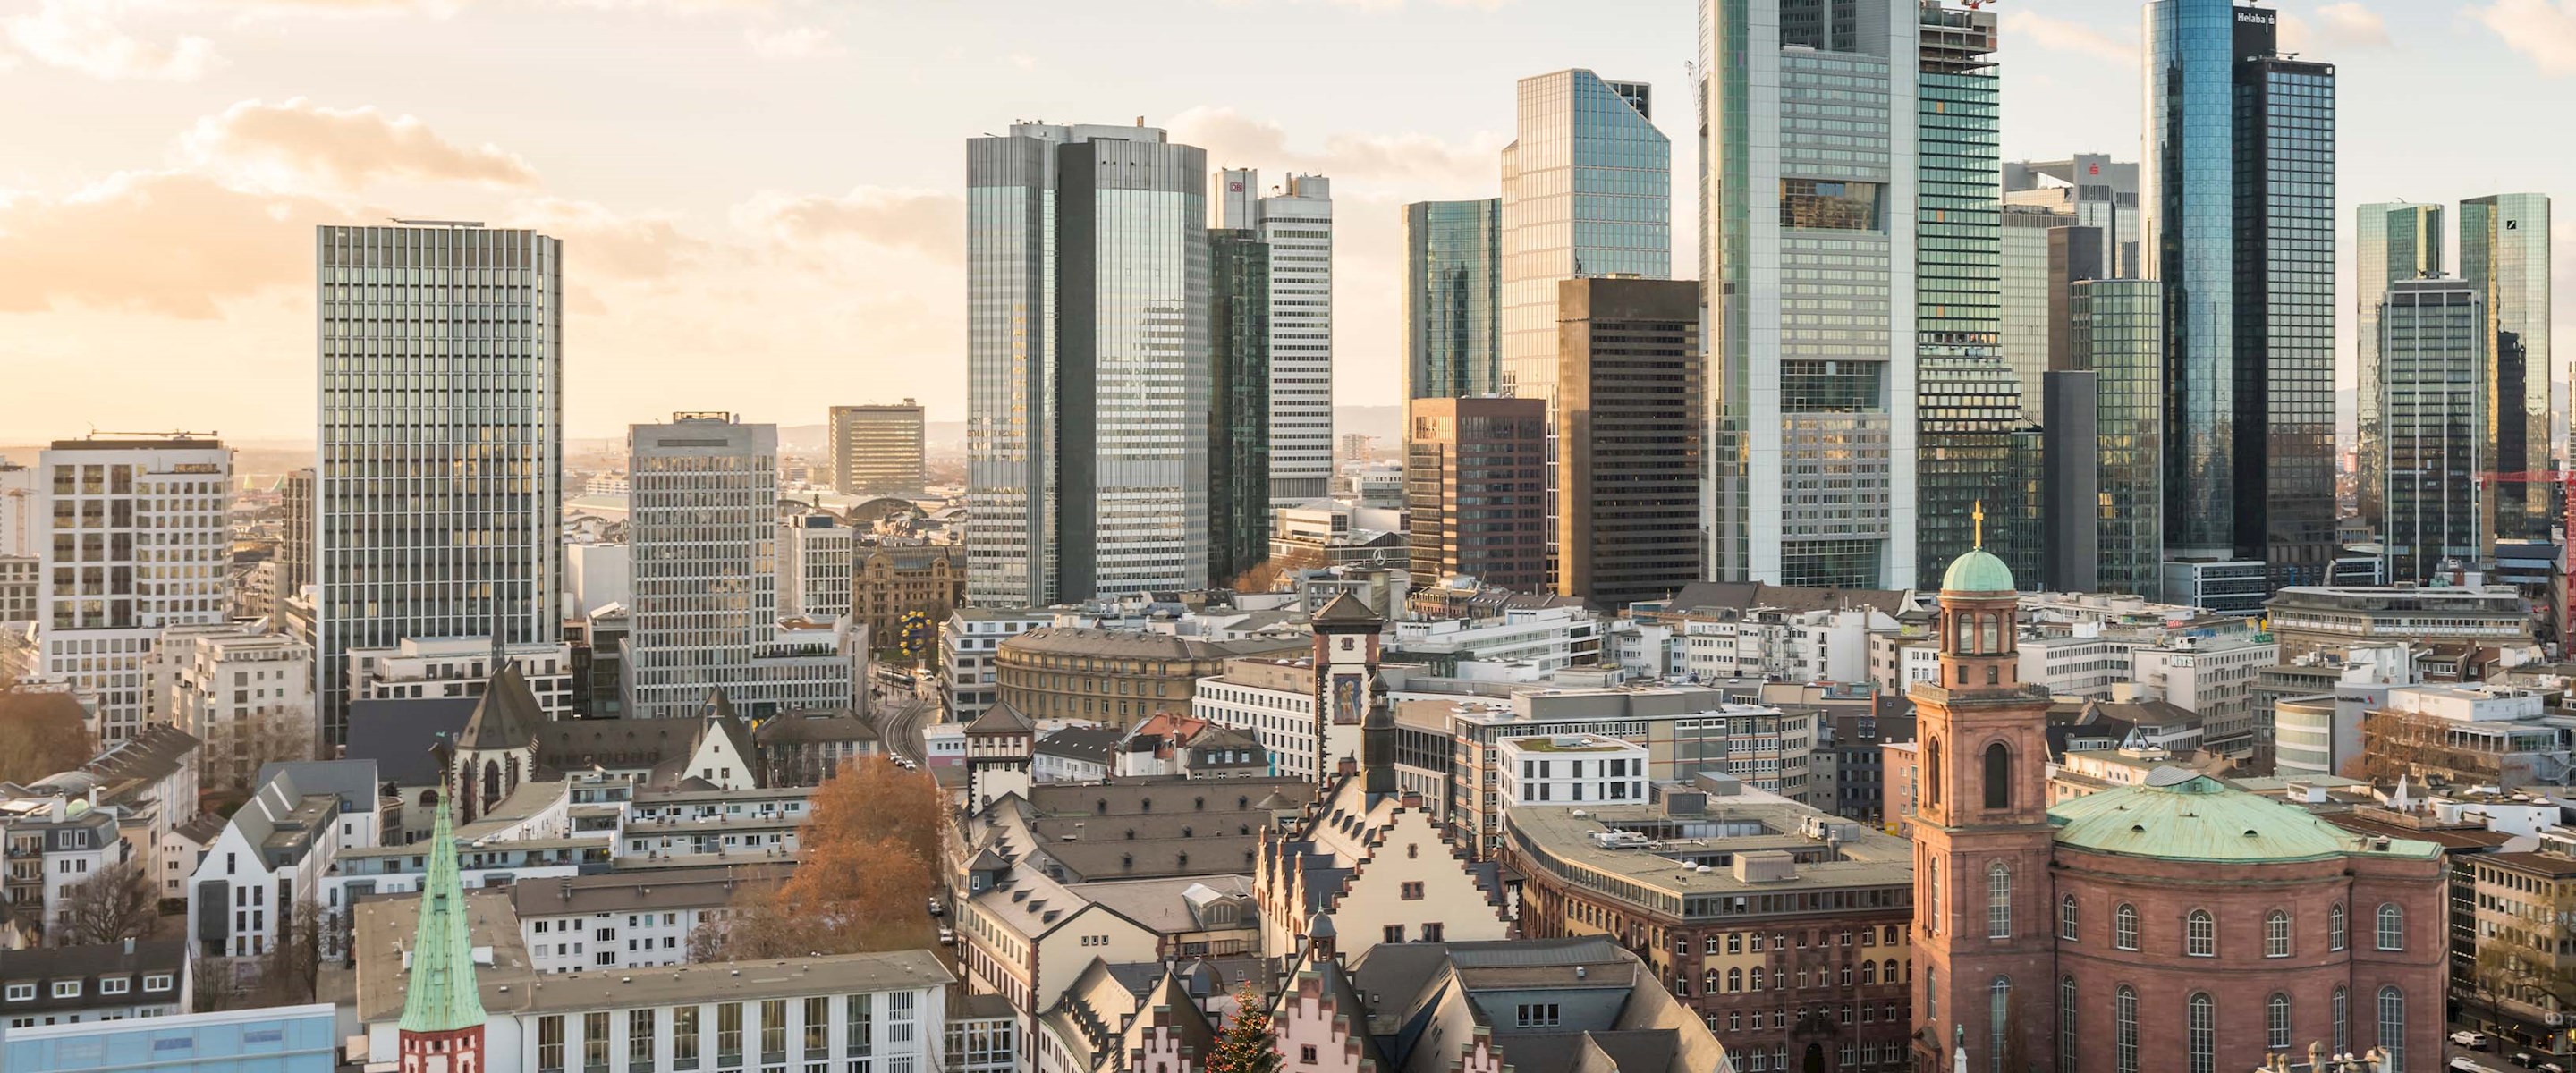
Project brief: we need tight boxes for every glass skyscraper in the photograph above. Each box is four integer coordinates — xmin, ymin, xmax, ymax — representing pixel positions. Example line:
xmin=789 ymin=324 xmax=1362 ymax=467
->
xmin=2073 ymin=279 xmax=2167 ymax=598
xmin=1701 ymin=0 xmax=1919 ymax=588
xmin=2144 ymin=0 xmax=2337 ymax=589
xmin=315 ymin=223 xmax=561 ymax=746
xmin=1914 ymin=1 xmax=2020 ymax=590
xmin=1208 ymin=227 xmax=1272 ymax=586
xmin=2461 ymin=193 xmax=2553 ymax=543
xmin=2353 ymin=202 xmax=2445 ymax=536
xmin=1215 ymin=170 xmax=1335 ymax=505
xmin=2377 ymin=280 xmax=2487 ymax=584
xmin=966 ymin=123 xmax=1211 ymax=605
xmin=1404 ymin=199 xmax=1503 ymax=400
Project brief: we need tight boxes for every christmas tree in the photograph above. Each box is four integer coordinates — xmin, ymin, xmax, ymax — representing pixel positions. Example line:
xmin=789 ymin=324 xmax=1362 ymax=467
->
xmin=1204 ymin=984 xmax=1279 ymax=1073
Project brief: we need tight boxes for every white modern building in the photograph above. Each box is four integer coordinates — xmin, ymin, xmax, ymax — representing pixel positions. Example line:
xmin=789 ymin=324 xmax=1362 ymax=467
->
xmin=316 ymin=223 xmax=564 ymax=748
xmin=1388 ymin=605 xmax=1601 ymax=672
xmin=348 ymin=635 xmax=574 ymax=718
xmin=1192 ymin=655 xmax=1355 ymax=783
xmin=940 ymin=607 xmax=1050 ymax=723
xmin=1699 ymin=0 xmax=1919 ymax=587
xmin=1216 ymin=169 xmax=1335 ymax=505
xmin=566 ymin=542 xmax=630 ymax=617
xmin=779 ymin=509 xmax=854 ymax=621
xmin=186 ymin=760 xmax=383 ymax=967
xmin=30 ymin=435 xmax=233 ymax=741
xmin=157 ymin=623 xmax=315 ymax=794
xmin=2127 ymin=631 xmax=2281 ymax=757
xmin=1495 ymin=733 xmax=1651 ymax=810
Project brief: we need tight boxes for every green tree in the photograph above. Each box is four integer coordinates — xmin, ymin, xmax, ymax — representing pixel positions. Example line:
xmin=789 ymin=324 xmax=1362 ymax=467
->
xmin=1205 ymin=984 xmax=1279 ymax=1073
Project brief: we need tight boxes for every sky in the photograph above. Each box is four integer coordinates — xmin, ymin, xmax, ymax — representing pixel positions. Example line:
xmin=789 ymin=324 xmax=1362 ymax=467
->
xmin=0 ymin=0 xmax=2568 ymax=444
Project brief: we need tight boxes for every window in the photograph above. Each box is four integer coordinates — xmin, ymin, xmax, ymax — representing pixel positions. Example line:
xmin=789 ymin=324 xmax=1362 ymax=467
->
xmin=1301 ymin=1046 xmax=1318 ymax=1063
xmin=586 ymin=1011 xmax=612 ymax=1072
xmin=2267 ymin=993 xmax=2292 ymax=1050
xmin=674 ymin=1006 xmax=701 ymax=1069
xmin=2376 ymin=903 xmax=2404 ymax=950
xmin=99 ymin=977 xmax=129 ymax=995
xmin=2187 ymin=993 xmax=2214 ymax=1073
xmin=4 ymin=984 xmax=31 ymax=1001
xmin=1987 ymin=862 xmax=2012 ymax=938
xmin=1750 ymin=966 xmax=1766 ymax=992
xmin=631 ymin=1010 xmax=657 ymax=1072
xmin=2331 ymin=986 xmax=2348 ymax=1052
xmin=2060 ymin=895 xmax=2079 ymax=941
xmin=2186 ymin=910 xmax=2216 ymax=957
xmin=2266 ymin=911 xmax=2291 ymax=958
xmin=887 ymin=992 xmax=914 ymax=1045
xmin=1982 ymin=743 xmax=2012 ymax=809
xmin=1515 ymin=1003 xmax=1560 ymax=1028
xmin=143 ymin=975 xmax=172 ymax=992
xmin=2058 ymin=977 xmax=2079 ymax=1073
xmin=845 ymin=994 xmax=871 ymax=1057
xmin=717 ymin=1002 xmax=743 ymax=1064
xmin=2114 ymin=986 xmax=2139 ymax=1073
xmin=50 ymin=981 xmax=79 ymax=999
xmin=1400 ymin=882 xmax=1424 ymax=900
xmin=1421 ymin=923 xmax=1443 ymax=942
xmin=2377 ymin=987 xmax=2405 ymax=1071
xmin=539 ymin=1015 xmax=567 ymax=1073
xmin=2328 ymin=902 xmax=2347 ymax=951
xmin=2114 ymin=903 xmax=2138 ymax=950
xmin=761 ymin=1000 xmax=787 ymax=1062
xmin=1384 ymin=925 xmax=1405 ymax=944
xmin=1728 ymin=967 xmax=1742 ymax=993
xmin=1988 ymin=976 xmax=2012 ymax=1073
xmin=1924 ymin=967 xmax=1934 ymax=1019
xmin=1781 ymin=179 xmax=1884 ymax=231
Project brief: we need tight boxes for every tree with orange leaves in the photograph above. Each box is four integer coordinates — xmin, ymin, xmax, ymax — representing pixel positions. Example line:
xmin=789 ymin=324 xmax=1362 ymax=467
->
xmin=690 ymin=755 xmax=943 ymax=959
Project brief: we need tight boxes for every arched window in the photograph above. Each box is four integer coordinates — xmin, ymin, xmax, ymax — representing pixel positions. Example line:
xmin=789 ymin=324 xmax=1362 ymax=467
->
xmin=1987 ymin=861 xmax=2012 ymax=938
xmin=1883 ymin=959 xmax=1897 ymax=984
xmin=1989 ymin=976 xmax=2012 ymax=1073
xmin=1926 ymin=739 xmax=1944 ymax=807
xmin=2114 ymin=985 xmax=2139 ymax=1073
xmin=2058 ymin=976 xmax=2080 ymax=1073
xmin=1983 ymin=743 xmax=2012 ymax=809
xmin=1979 ymin=613 xmax=2000 ymax=654
xmin=1750 ymin=966 xmax=1765 ymax=992
xmin=2377 ymin=986 xmax=2405 ymax=1071
xmin=1704 ymin=968 xmax=1720 ymax=993
xmin=2061 ymin=894 xmax=2080 ymax=941
xmin=2267 ymin=993 xmax=2292 ymax=1050
xmin=480 ymin=759 xmax=501 ymax=808
xmin=2329 ymin=901 xmax=2347 ymax=951
xmin=2266 ymin=910 xmax=2291 ymax=958
xmin=2376 ymin=903 xmax=2404 ymax=950
xmin=1727 ymin=967 xmax=1742 ymax=993
xmin=1860 ymin=960 xmax=1877 ymax=985
xmin=2186 ymin=909 xmax=2216 ymax=957
xmin=2114 ymin=903 xmax=2139 ymax=950
xmin=2331 ymin=986 xmax=2349 ymax=1052
xmin=2187 ymin=993 xmax=2215 ymax=1073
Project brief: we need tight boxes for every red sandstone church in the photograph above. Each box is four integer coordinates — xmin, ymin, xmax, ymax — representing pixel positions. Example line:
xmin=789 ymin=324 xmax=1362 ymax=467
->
xmin=1909 ymin=541 xmax=2448 ymax=1073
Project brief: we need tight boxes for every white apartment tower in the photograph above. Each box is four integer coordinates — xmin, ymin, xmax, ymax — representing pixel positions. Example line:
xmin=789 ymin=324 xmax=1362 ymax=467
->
xmin=1216 ymin=169 xmax=1336 ymax=505
xmin=1699 ymin=0 xmax=1920 ymax=588
xmin=31 ymin=435 xmax=233 ymax=741
xmin=314 ymin=223 xmax=563 ymax=746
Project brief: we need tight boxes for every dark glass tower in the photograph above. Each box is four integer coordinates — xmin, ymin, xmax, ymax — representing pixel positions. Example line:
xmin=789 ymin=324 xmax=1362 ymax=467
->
xmin=2144 ymin=0 xmax=2336 ymax=590
xmin=1208 ymin=228 xmax=1273 ymax=586
xmin=2461 ymin=193 xmax=2554 ymax=544
xmin=1404 ymin=199 xmax=1502 ymax=400
xmin=2377 ymin=279 xmax=2487 ymax=584
xmin=2073 ymin=279 xmax=2168 ymax=598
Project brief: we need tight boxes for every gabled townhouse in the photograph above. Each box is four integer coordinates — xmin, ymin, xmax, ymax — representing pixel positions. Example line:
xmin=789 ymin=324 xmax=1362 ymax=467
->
xmin=0 ymin=937 xmax=190 ymax=1027
xmin=183 ymin=761 xmax=377 ymax=970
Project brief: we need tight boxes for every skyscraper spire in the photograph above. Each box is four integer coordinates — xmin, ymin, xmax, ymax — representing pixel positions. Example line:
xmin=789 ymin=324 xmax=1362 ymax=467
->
xmin=399 ymin=794 xmax=487 ymax=1035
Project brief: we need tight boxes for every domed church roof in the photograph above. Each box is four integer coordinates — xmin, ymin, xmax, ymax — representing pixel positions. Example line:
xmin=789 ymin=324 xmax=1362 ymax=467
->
xmin=1941 ymin=548 xmax=2016 ymax=594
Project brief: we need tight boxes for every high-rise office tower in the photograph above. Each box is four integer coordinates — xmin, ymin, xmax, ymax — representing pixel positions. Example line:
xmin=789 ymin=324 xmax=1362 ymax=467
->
xmin=278 ymin=468 xmax=315 ymax=600
xmin=967 ymin=122 xmax=1210 ymax=606
xmin=2353 ymin=203 xmax=2444 ymax=536
xmin=1216 ymin=169 xmax=1335 ymax=505
xmin=1208 ymin=227 xmax=1273 ymax=585
xmin=1998 ymin=206 xmax=2074 ymax=421
xmin=32 ymin=435 xmax=233 ymax=741
xmin=1914 ymin=1 xmax=2021 ymax=591
xmin=1405 ymin=397 xmax=1546 ymax=592
xmin=2002 ymin=155 xmax=2140 ymax=278
xmin=1554 ymin=278 xmax=1703 ymax=609
xmin=629 ymin=413 xmax=856 ymax=719
xmin=2143 ymin=0 xmax=2337 ymax=593
xmin=1501 ymin=69 xmax=1670 ymax=582
xmin=2461 ymin=193 xmax=2553 ymax=543
xmin=316 ymin=223 xmax=562 ymax=746
xmin=826 ymin=401 xmax=927 ymax=498
xmin=1701 ymin=0 xmax=1918 ymax=589
xmin=2065 ymin=279 xmax=2166 ymax=597
xmin=2377 ymin=280 xmax=2488 ymax=584
xmin=1403 ymin=199 xmax=1504 ymax=400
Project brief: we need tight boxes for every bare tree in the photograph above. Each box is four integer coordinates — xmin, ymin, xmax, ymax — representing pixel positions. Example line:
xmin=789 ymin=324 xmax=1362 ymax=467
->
xmin=2472 ymin=880 xmax=2576 ymax=1015
xmin=56 ymin=860 xmax=155 ymax=947
xmin=0 ymin=687 xmax=94 ymax=786
xmin=245 ymin=899 xmax=324 ymax=1006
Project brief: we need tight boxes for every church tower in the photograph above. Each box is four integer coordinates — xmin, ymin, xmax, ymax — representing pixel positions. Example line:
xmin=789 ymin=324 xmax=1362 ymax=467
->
xmin=398 ymin=795 xmax=487 ymax=1073
xmin=1309 ymin=593 xmax=1383 ymax=782
xmin=1909 ymin=510 xmax=2056 ymax=1073
xmin=963 ymin=701 xmax=1034 ymax=813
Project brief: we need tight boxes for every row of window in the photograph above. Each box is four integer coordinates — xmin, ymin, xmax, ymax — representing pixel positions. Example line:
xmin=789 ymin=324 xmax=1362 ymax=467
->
xmin=2 ymin=975 xmax=175 ymax=1001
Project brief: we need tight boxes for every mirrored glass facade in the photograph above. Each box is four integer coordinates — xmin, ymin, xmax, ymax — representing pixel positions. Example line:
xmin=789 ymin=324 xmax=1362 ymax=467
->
xmin=1216 ymin=169 xmax=1335 ymax=505
xmin=2072 ymin=280 xmax=2167 ymax=598
xmin=2377 ymin=280 xmax=2487 ymax=584
xmin=2461 ymin=193 xmax=2554 ymax=544
xmin=315 ymin=224 xmax=561 ymax=745
xmin=967 ymin=123 xmax=1210 ymax=605
xmin=1701 ymin=0 xmax=1917 ymax=588
xmin=1208 ymin=228 xmax=1272 ymax=585
xmin=1404 ymin=199 xmax=1503 ymax=400
xmin=2353 ymin=202 xmax=2445 ymax=535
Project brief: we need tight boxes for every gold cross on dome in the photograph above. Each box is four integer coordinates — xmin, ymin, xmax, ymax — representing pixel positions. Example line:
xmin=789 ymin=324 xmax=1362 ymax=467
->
xmin=1971 ymin=501 xmax=1985 ymax=550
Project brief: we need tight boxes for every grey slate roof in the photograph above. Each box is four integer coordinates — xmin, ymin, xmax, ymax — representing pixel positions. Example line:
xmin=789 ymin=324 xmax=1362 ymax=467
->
xmin=347 ymin=697 xmax=479 ymax=786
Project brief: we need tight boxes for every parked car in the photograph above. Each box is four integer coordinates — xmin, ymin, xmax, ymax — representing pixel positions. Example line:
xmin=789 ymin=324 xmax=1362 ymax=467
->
xmin=2455 ymin=1033 xmax=2492 ymax=1051
xmin=2512 ymin=1052 xmax=2536 ymax=1069
xmin=2535 ymin=1061 xmax=2563 ymax=1073
xmin=927 ymin=897 xmax=945 ymax=917
xmin=938 ymin=925 xmax=956 ymax=944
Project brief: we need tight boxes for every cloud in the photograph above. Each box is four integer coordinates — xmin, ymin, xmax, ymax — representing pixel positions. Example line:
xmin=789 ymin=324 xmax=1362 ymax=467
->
xmin=2475 ymin=0 xmax=2576 ymax=74
xmin=0 ymin=172 xmax=338 ymax=318
xmin=732 ymin=188 xmax=964 ymax=263
xmin=2281 ymin=3 xmax=2391 ymax=51
xmin=181 ymin=98 xmax=540 ymax=193
xmin=1166 ymin=106 xmax=1501 ymax=195
xmin=1999 ymin=10 xmax=2136 ymax=66
xmin=4 ymin=0 xmax=223 ymax=80
xmin=503 ymin=197 xmax=705 ymax=281
xmin=743 ymin=24 xmax=839 ymax=58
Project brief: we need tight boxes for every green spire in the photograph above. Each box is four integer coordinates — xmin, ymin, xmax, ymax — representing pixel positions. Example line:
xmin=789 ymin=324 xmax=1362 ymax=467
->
xmin=398 ymin=795 xmax=487 ymax=1034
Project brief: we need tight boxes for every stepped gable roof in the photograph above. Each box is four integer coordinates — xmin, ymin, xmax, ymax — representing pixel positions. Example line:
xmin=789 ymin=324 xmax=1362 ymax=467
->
xmin=2049 ymin=769 xmax=2444 ymax=863
xmin=457 ymin=663 xmax=546 ymax=751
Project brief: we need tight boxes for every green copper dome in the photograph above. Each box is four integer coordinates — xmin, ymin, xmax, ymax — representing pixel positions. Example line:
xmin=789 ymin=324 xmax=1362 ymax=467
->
xmin=2047 ymin=769 xmax=2440 ymax=864
xmin=1940 ymin=548 xmax=2016 ymax=594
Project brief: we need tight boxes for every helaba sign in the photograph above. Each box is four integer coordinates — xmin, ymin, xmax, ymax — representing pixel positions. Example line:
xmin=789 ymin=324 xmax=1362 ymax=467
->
xmin=2236 ymin=7 xmax=2276 ymax=25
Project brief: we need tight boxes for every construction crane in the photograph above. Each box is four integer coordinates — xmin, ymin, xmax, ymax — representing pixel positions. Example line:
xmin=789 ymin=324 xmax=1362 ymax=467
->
xmin=2473 ymin=470 xmax=2576 ymax=635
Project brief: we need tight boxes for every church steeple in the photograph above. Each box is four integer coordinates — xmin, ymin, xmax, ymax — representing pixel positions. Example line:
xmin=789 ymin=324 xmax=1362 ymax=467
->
xmin=398 ymin=794 xmax=487 ymax=1073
